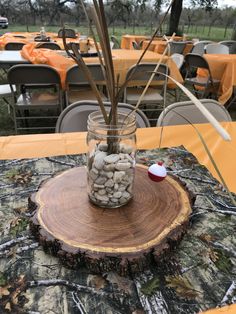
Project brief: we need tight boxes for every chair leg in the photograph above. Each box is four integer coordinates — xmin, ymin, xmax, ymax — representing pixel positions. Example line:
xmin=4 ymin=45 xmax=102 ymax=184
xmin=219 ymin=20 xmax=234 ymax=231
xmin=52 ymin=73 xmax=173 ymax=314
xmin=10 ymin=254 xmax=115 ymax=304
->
xmin=12 ymin=107 xmax=18 ymax=134
xmin=174 ymin=89 xmax=180 ymax=101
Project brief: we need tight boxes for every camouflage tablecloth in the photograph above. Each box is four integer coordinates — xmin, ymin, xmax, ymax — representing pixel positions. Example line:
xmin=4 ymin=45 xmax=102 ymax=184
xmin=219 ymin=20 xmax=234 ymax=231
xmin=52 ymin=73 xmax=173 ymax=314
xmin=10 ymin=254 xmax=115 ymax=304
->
xmin=0 ymin=147 xmax=235 ymax=314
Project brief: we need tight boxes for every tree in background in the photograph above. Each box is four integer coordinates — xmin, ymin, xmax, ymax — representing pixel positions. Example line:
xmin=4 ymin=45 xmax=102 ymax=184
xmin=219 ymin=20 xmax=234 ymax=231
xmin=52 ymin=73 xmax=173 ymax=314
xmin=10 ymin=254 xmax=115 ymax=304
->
xmin=154 ymin=0 xmax=218 ymax=35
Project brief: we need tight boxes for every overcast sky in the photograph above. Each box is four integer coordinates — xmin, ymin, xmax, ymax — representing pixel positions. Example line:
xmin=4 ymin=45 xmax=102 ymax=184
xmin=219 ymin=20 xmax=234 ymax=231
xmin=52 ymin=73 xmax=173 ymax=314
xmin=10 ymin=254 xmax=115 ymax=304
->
xmin=183 ymin=0 xmax=236 ymax=8
xmin=218 ymin=0 xmax=236 ymax=7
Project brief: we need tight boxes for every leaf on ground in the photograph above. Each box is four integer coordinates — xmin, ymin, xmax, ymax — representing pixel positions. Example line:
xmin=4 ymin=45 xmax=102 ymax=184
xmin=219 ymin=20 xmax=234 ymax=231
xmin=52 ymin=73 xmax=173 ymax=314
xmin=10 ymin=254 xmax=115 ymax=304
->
xmin=207 ymin=248 xmax=219 ymax=262
xmin=198 ymin=233 xmax=215 ymax=244
xmin=87 ymin=274 xmax=107 ymax=291
xmin=214 ymin=249 xmax=233 ymax=274
xmin=0 ymin=274 xmax=27 ymax=312
xmin=6 ymin=168 xmax=32 ymax=185
xmin=140 ymin=277 xmax=160 ymax=296
xmin=165 ymin=275 xmax=199 ymax=300
xmin=0 ymin=272 xmax=7 ymax=286
xmin=9 ymin=217 xmax=28 ymax=236
xmin=106 ymin=272 xmax=133 ymax=294
xmin=14 ymin=206 xmax=29 ymax=215
xmin=0 ymin=286 xmax=10 ymax=298
xmin=4 ymin=302 xmax=11 ymax=311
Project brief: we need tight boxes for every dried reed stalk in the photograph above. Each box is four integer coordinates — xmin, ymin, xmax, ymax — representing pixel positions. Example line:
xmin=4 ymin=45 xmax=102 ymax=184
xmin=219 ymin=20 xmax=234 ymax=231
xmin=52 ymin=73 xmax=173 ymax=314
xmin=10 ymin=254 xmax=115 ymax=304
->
xmin=159 ymin=110 xmax=235 ymax=206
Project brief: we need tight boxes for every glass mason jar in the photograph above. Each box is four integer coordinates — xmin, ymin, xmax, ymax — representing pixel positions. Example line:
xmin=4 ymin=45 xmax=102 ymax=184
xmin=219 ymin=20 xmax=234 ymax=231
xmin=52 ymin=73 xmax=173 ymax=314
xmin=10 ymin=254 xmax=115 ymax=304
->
xmin=79 ymin=35 xmax=89 ymax=53
xmin=87 ymin=110 xmax=136 ymax=208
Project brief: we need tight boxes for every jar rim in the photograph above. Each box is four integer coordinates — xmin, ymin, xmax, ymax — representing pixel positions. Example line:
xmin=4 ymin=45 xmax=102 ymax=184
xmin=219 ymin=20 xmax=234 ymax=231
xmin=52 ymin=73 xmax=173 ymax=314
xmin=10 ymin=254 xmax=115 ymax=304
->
xmin=87 ymin=110 xmax=137 ymax=131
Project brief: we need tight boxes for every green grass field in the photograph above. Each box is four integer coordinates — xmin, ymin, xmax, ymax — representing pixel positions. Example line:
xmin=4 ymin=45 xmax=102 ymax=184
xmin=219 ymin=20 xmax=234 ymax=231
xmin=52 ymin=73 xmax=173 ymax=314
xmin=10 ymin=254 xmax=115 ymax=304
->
xmin=1 ymin=24 xmax=234 ymax=42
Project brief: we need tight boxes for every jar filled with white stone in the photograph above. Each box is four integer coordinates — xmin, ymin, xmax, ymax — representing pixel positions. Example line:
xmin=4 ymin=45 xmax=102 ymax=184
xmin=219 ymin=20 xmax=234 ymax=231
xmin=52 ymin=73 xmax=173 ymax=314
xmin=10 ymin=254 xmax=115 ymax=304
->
xmin=87 ymin=110 xmax=136 ymax=208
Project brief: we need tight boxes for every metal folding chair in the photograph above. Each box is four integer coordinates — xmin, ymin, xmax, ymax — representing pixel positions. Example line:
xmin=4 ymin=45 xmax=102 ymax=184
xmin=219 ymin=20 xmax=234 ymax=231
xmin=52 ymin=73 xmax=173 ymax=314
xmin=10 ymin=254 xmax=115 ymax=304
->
xmin=65 ymin=64 xmax=108 ymax=106
xmin=169 ymin=41 xmax=186 ymax=55
xmin=157 ymin=99 xmax=232 ymax=126
xmin=205 ymin=43 xmax=229 ymax=54
xmin=57 ymin=28 xmax=77 ymax=39
xmin=5 ymin=42 xmax=25 ymax=50
xmin=7 ymin=64 xmax=63 ymax=134
xmin=123 ymin=63 xmax=169 ymax=125
xmin=110 ymin=35 xmax=120 ymax=49
xmin=190 ymin=40 xmax=213 ymax=56
xmin=36 ymin=42 xmax=61 ymax=50
xmin=55 ymin=100 xmax=150 ymax=132
xmin=184 ymin=53 xmax=220 ymax=99
xmin=219 ymin=40 xmax=236 ymax=54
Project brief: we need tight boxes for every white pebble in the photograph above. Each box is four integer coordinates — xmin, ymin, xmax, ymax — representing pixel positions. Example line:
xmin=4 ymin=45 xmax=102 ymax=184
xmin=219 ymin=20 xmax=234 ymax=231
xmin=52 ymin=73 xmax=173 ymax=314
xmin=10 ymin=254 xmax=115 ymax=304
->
xmin=104 ymin=154 xmax=120 ymax=164
xmin=115 ymin=162 xmax=131 ymax=171
xmin=94 ymin=152 xmax=107 ymax=170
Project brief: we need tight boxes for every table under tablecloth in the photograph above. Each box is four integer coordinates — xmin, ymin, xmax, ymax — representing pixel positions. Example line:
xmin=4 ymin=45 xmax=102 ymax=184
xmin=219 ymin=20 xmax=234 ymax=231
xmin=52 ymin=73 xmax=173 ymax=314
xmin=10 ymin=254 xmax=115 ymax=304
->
xmin=0 ymin=31 xmax=82 ymax=50
xmin=197 ymin=54 xmax=236 ymax=105
xmin=0 ymin=145 xmax=235 ymax=313
xmin=0 ymin=122 xmax=235 ymax=193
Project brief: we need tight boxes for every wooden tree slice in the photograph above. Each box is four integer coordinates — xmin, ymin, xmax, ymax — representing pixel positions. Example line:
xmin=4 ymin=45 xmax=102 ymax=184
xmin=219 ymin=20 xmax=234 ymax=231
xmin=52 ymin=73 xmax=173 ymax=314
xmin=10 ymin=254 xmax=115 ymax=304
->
xmin=29 ymin=165 xmax=193 ymax=275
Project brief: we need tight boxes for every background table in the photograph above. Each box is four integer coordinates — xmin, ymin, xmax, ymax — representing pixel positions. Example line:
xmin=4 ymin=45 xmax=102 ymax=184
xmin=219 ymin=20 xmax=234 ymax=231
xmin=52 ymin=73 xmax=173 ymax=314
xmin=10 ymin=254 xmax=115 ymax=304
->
xmin=121 ymin=34 xmax=184 ymax=50
xmin=0 ymin=31 xmax=82 ymax=50
xmin=21 ymin=44 xmax=183 ymax=88
xmin=199 ymin=54 xmax=236 ymax=105
xmin=0 ymin=50 xmax=30 ymax=68
xmin=142 ymin=39 xmax=193 ymax=55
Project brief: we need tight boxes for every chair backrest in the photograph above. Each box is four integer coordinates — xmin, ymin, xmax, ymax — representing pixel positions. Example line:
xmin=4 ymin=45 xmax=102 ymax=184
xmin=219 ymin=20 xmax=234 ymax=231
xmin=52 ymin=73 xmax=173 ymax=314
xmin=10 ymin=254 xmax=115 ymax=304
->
xmin=171 ymin=53 xmax=184 ymax=69
xmin=13 ymin=35 xmax=26 ymax=39
xmin=57 ymin=28 xmax=77 ymax=38
xmin=205 ymin=43 xmax=229 ymax=54
xmin=5 ymin=42 xmax=25 ymax=50
xmin=36 ymin=42 xmax=61 ymax=50
xmin=132 ymin=41 xmax=139 ymax=50
xmin=219 ymin=40 xmax=236 ymax=54
xmin=8 ymin=64 xmax=62 ymax=87
xmin=185 ymin=53 xmax=210 ymax=73
xmin=132 ymin=40 xmax=143 ymax=50
xmin=65 ymin=64 xmax=105 ymax=87
xmin=125 ymin=63 xmax=169 ymax=85
xmin=55 ymin=100 xmax=150 ymax=132
xmin=169 ymin=41 xmax=186 ymax=55
xmin=66 ymin=42 xmax=80 ymax=51
xmin=191 ymin=40 xmax=213 ymax=55
xmin=110 ymin=35 xmax=120 ymax=49
xmin=157 ymin=99 xmax=232 ymax=126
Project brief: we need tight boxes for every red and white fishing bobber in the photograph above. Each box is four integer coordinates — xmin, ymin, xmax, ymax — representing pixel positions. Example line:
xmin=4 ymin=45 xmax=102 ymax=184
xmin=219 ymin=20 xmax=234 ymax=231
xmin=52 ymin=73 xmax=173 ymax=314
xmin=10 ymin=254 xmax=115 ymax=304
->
xmin=148 ymin=162 xmax=167 ymax=182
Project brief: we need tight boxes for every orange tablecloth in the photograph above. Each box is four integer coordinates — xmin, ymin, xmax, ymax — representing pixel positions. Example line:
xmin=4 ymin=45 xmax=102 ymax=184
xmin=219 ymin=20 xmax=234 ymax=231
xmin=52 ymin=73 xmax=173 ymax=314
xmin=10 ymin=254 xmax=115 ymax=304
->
xmin=142 ymin=40 xmax=193 ymax=55
xmin=21 ymin=44 xmax=183 ymax=88
xmin=121 ymin=34 xmax=184 ymax=50
xmin=200 ymin=305 xmax=236 ymax=314
xmin=0 ymin=122 xmax=235 ymax=193
xmin=198 ymin=54 xmax=236 ymax=105
xmin=0 ymin=31 xmax=82 ymax=50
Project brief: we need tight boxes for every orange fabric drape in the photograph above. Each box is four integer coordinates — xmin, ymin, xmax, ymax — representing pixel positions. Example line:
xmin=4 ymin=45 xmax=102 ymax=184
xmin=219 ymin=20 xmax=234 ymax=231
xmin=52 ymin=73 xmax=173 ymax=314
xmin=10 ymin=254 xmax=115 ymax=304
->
xmin=197 ymin=54 xmax=236 ymax=105
xmin=0 ymin=122 xmax=235 ymax=193
xmin=21 ymin=43 xmax=74 ymax=88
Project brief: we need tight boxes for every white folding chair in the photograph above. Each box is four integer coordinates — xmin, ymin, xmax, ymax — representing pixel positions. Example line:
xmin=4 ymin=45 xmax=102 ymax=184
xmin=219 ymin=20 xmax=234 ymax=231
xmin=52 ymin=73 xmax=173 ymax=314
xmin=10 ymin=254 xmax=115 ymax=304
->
xmin=123 ymin=63 xmax=169 ymax=125
xmin=157 ymin=99 xmax=232 ymax=126
xmin=219 ymin=40 xmax=236 ymax=54
xmin=55 ymin=100 xmax=150 ymax=132
xmin=65 ymin=64 xmax=108 ymax=106
xmin=190 ymin=40 xmax=213 ymax=55
xmin=205 ymin=43 xmax=229 ymax=54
